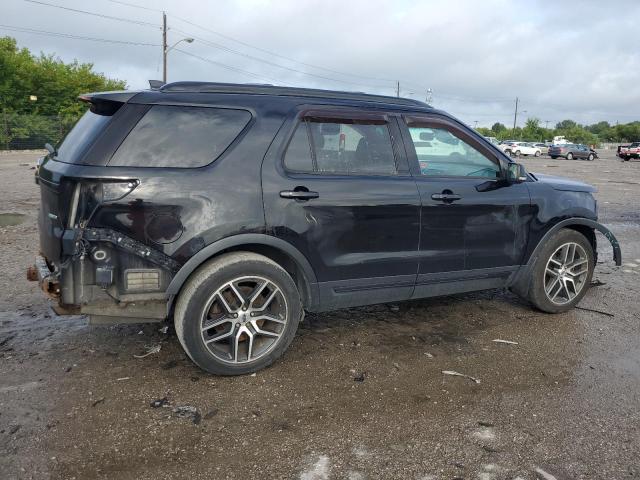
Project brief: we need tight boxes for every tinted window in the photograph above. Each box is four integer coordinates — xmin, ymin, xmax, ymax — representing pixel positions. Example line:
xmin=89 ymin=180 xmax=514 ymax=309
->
xmin=56 ymin=110 xmax=112 ymax=164
xmin=408 ymin=126 xmax=500 ymax=178
xmin=283 ymin=124 xmax=313 ymax=172
xmin=283 ymin=119 xmax=396 ymax=175
xmin=109 ymin=105 xmax=251 ymax=168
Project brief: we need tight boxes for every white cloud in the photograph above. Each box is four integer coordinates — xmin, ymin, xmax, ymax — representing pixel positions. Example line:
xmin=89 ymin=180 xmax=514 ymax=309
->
xmin=3 ymin=0 xmax=639 ymax=126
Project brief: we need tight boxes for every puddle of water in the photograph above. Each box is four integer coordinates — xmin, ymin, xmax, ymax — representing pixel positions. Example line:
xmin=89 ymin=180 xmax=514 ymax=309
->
xmin=0 ymin=213 xmax=27 ymax=227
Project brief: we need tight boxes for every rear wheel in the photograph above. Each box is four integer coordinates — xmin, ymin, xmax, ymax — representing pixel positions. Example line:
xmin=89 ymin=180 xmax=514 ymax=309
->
xmin=527 ymin=229 xmax=594 ymax=313
xmin=566 ymin=152 xmax=574 ymax=160
xmin=174 ymin=252 xmax=303 ymax=375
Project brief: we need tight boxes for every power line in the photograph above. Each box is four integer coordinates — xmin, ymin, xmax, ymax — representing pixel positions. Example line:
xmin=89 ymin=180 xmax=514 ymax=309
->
xmin=170 ymin=27 xmax=392 ymax=90
xmin=169 ymin=14 xmax=395 ymax=86
xmin=173 ymin=48 xmax=289 ymax=86
xmin=99 ymin=0 xmax=396 ymax=88
xmin=0 ymin=24 xmax=160 ymax=46
xmin=23 ymin=0 xmax=160 ymax=28
xmin=105 ymin=0 xmax=162 ymax=13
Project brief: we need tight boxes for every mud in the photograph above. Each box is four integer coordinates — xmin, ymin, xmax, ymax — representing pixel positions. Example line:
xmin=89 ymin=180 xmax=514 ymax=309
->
xmin=0 ymin=151 xmax=639 ymax=480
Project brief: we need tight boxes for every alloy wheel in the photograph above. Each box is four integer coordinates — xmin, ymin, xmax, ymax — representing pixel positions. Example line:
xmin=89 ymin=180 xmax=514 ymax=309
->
xmin=200 ymin=276 xmax=288 ymax=364
xmin=544 ymin=242 xmax=589 ymax=305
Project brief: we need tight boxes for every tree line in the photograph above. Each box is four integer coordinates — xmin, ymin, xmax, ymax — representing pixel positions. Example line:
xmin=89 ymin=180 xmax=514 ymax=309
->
xmin=476 ymin=118 xmax=639 ymax=146
xmin=1 ymin=36 xmax=125 ymax=149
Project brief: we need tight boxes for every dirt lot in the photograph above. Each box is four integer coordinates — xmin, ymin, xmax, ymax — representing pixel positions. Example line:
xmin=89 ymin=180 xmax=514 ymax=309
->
xmin=0 ymin=150 xmax=639 ymax=480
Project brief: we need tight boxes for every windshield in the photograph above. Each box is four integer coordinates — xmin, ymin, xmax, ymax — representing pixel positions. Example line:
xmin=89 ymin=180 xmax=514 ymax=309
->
xmin=55 ymin=109 xmax=112 ymax=164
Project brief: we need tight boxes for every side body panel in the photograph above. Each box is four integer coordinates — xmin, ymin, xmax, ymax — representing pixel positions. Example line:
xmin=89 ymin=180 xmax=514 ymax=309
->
xmin=261 ymin=108 xmax=422 ymax=310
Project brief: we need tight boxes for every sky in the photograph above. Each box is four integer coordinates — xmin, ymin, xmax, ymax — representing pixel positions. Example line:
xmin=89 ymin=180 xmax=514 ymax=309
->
xmin=2 ymin=0 xmax=639 ymax=127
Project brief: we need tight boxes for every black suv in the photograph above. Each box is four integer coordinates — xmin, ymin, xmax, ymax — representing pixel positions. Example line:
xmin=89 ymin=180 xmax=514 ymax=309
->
xmin=32 ymin=82 xmax=621 ymax=375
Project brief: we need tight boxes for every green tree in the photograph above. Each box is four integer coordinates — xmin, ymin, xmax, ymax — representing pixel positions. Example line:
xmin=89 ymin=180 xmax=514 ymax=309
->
xmin=491 ymin=122 xmax=507 ymax=135
xmin=0 ymin=36 xmax=125 ymax=149
xmin=522 ymin=117 xmax=544 ymax=141
xmin=555 ymin=119 xmax=578 ymax=130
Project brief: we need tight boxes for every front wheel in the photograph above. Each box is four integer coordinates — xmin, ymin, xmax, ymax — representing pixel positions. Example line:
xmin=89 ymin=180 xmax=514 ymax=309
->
xmin=588 ymin=153 xmax=594 ymax=161
xmin=527 ymin=229 xmax=594 ymax=313
xmin=174 ymin=252 xmax=303 ymax=375
xmin=534 ymin=151 xmax=541 ymax=157
xmin=514 ymin=150 xmax=521 ymax=157
xmin=566 ymin=152 xmax=574 ymax=160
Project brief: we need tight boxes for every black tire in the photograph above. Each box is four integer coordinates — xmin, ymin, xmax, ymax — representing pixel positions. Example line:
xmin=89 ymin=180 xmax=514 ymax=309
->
xmin=566 ymin=152 xmax=573 ymax=160
xmin=534 ymin=151 xmax=541 ymax=157
xmin=550 ymin=156 xmax=558 ymax=159
xmin=588 ymin=153 xmax=594 ymax=161
xmin=174 ymin=252 xmax=303 ymax=375
xmin=527 ymin=229 xmax=595 ymax=313
xmin=514 ymin=150 xmax=521 ymax=157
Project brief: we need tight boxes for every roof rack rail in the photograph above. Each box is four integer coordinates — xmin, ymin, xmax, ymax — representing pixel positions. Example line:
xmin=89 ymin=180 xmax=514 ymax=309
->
xmin=159 ymin=81 xmax=428 ymax=107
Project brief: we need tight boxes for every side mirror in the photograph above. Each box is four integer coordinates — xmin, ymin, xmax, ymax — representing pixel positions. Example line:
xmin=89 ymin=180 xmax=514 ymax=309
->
xmin=44 ymin=143 xmax=56 ymax=156
xmin=507 ymin=163 xmax=528 ymax=183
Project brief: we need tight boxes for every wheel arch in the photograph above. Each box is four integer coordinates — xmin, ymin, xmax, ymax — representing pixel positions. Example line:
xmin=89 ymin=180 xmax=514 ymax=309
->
xmin=166 ymin=234 xmax=319 ymax=316
xmin=510 ymin=218 xmax=621 ymax=297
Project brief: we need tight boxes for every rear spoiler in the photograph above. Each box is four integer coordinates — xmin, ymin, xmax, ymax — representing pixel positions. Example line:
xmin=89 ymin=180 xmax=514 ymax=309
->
xmin=78 ymin=91 xmax=139 ymax=116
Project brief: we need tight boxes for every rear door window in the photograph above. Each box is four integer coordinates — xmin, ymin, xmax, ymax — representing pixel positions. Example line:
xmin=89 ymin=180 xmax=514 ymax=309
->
xmin=284 ymin=118 xmax=397 ymax=175
xmin=109 ymin=105 xmax=251 ymax=168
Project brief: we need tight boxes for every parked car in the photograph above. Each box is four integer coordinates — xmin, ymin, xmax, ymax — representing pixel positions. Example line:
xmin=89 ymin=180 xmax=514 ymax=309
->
xmin=619 ymin=142 xmax=640 ymax=161
xmin=548 ymin=143 xmax=597 ymax=161
xmin=533 ymin=143 xmax=549 ymax=155
xmin=484 ymin=136 xmax=500 ymax=147
xmin=30 ymin=82 xmax=621 ymax=375
xmin=504 ymin=142 xmax=542 ymax=157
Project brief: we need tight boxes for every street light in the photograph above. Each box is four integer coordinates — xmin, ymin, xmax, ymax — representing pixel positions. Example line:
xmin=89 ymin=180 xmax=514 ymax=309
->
xmin=163 ymin=37 xmax=194 ymax=83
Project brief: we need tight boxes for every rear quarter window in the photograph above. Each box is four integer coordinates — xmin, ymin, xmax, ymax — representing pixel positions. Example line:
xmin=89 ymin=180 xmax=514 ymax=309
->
xmin=56 ymin=110 xmax=112 ymax=164
xmin=108 ymin=105 xmax=251 ymax=168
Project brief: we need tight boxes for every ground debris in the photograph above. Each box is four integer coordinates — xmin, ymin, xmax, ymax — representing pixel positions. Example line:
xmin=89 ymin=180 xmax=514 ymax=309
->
xmin=575 ymin=306 xmax=614 ymax=317
xmin=173 ymin=405 xmax=201 ymax=424
xmin=91 ymin=397 xmax=105 ymax=407
xmin=442 ymin=370 xmax=480 ymax=384
xmin=133 ymin=344 xmax=162 ymax=358
xmin=352 ymin=371 xmax=366 ymax=382
xmin=591 ymin=279 xmax=607 ymax=287
xmin=150 ymin=397 xmax=170 ymax=408
xmin=492 ymin=338 xmax=519 ymax=345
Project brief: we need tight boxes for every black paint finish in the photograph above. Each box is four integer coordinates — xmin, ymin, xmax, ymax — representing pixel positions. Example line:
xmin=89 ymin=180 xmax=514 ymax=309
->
xmin=35 ymin=83 xmax=621 ymax=316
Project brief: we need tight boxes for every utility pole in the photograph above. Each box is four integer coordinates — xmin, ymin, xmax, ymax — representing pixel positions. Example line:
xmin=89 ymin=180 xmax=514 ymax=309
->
xmin=162 ymin=11 xmax=168 ymax=83
xmin=512 ymin=97 xmax=519 ymax=134
xmin=474 ymin=120 xmax=478 ymax=129
xmin=396 ymin=81 xmax=400 ymax=98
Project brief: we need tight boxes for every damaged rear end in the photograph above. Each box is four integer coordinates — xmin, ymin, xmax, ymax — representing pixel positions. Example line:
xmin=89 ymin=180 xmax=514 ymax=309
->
xmin=30 ymin=91 xmax=173 ymax=323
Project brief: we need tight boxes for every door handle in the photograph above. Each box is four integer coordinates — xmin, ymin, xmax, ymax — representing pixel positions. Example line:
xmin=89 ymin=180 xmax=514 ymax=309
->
xmin=280 ymin=189 xmax=319 ymax=200
xmin=431 ymin=193 xmax=461 ymax=202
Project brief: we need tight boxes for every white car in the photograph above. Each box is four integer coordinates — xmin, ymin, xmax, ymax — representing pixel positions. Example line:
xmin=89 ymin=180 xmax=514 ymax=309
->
xmin=504 ymin=142 xmax=541 ymax=157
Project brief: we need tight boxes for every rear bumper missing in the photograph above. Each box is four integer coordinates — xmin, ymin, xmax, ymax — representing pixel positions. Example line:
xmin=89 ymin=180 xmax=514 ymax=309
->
xmin=27 ymin=255 xmax=60 ymax=299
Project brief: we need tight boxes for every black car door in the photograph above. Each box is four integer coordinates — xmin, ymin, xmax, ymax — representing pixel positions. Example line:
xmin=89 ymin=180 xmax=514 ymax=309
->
xmin=262 ymin=108 xmax=421 ymax=310
xmin=398 ymin=114 xmax=533 ymax=298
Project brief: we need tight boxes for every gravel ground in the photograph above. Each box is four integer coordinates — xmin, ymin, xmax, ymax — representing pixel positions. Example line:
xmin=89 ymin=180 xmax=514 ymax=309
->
xmin=0 ymin=150 xmax=639 ymax=480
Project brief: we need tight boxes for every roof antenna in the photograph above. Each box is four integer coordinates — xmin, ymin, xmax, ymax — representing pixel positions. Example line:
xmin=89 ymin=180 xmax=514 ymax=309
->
xmin=149 ymin=80 xmax=165 ymax=90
